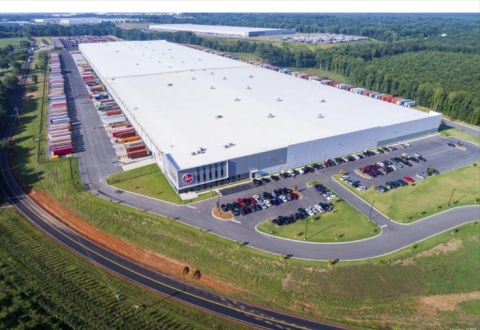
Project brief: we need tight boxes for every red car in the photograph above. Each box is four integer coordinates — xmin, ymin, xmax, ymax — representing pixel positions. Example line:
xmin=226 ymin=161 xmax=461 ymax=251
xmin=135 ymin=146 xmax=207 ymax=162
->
xmin=290 ymin=193 xmax=299 ymax=200
xmin=403 ymin=176 xmax=414 ymax=183
xmin=324 ymin=161 xmax=331 ymax=167
xmin=314 ymin=184 xmax=323 ymax=189
xmin=237 ymin=198 xmax=246 ymax=207
xmin=248 ymin=197 xmax=256 ymax=205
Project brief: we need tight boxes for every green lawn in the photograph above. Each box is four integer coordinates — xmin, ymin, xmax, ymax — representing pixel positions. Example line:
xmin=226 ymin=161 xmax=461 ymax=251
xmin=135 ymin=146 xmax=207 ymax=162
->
xmin=0 ymin=207 xmax=249 ymax=330
xmin=0 ymin=37 xmax=30 ymax=47
xmin=439 ymin=123 xmax=480 ymax=145
xmin=257 ymin=181 xmax=379 ymax=242
xmin=334 ymin=164 xmax=480 ymax=223
xmin=108 ymin=164 xmax=217 ymax=204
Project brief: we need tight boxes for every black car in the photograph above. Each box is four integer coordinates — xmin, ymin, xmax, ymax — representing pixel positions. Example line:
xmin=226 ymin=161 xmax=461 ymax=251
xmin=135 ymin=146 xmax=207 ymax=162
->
xmin=313 ymin=163 xmax=321 ymax=170
xmin=233 ymin=202 xmax=241 ymax=209
xmin=272 ymin=219 xmax=282 ymax=226
xmin=418 ymin=156 xmax=427 ymax=162
xmin=249 ymin=205 xmax=257 ymax=213
xmin=410 ymin=157 xmax=420 ymax=163
xmin=232 ymin=208 xmax=240 ymax=216
xmin=243 ymin=198 xmax=251 ymax=206
xmin=328 ymin=159 xmax=336 ymax=166
xmin=221 ymin=204 xmax=228 ymax=212
xmin=239 ymin=208 xmax=246 ymax=216
xmin=226 ymin=203 xmax=233 ymax=211
xmin=270 ymin=175 xmax=280 ymax=181
xmin=279 ymin=172 xmax=288 ymax=179
xmin=296 ymin=212 xmax=305 ymax=220
xmin=447 ymin=143 xmax=455 ymax=147
xmin=347 ymin=156 xmax=356 ymax=162
xmin=253 ymin=179 xmax=263 ymax=186
xmin=261 ymin=177 xmax=271 ymax=184
xmin=377 ymin=148 xmax=384 ymax=154
xmin=287 ymin=215 xmax=295 ymax=223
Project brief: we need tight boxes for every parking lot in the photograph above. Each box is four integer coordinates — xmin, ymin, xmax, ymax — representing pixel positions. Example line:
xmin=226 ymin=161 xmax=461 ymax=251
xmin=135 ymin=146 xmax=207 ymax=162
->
xmin=210 ymin=134 xmax=480 ymax=222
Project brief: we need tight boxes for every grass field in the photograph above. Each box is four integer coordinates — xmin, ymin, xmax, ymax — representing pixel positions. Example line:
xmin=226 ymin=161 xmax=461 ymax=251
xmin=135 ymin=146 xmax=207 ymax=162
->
xmin=334 ymin=164 xmax=480 ymax=223
xmin=439 ymin=123 xmax=480 ymax=145
xmin=0 ymin=37 xmax=30 ymax=47
xmin=257 ymin=181 xmax=379 ymax=242
xmin=8 ymin=62 xmax=480 ymax=329
xmin=108 ymin=164 xmax=218 ymax=204
xmin=0 ymin=207 xmax=249 ymax=330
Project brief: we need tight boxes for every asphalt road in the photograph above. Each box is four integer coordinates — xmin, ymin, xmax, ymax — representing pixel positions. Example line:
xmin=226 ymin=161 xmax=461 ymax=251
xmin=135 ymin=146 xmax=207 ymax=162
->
xmin=0 ymin=42 xmax=346 ymax=330
xmin=55 ymin=41 xmax=480 ymax=261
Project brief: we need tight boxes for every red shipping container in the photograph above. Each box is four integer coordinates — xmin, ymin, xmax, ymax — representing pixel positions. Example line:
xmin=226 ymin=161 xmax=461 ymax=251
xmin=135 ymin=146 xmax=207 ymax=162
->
xmin=112 ymin=128 xmax=134 ymax=137
xmin=106 ymin=109 xmax=122 ymax=116
xmin=52 ymin=146 xmax=74 ymax=155
xmin=127 ymin=149 xmax=148 ymax=159
xmin=117 ymin=131 xmax=136 ymax=139
xmin=126 ymin=144 xmax=146 ymax=153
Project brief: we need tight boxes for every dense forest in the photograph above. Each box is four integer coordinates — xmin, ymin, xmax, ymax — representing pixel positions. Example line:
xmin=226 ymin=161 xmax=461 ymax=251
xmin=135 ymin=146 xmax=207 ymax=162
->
xmin=0 ymin=40 xmax=32 ymax=125
xmin=0 ymin=13 xmax=478 ymax=124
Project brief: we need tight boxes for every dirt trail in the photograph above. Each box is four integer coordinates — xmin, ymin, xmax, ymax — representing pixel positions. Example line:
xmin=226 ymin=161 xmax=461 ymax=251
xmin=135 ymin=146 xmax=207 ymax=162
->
xmin=420 ymin=291 xmax=480 ymax=311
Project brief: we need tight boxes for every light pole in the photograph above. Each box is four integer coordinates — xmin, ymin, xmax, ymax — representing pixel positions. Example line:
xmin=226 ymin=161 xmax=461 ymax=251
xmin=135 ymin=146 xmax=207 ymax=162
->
xmin=368 ymin=200 xmax=375 ymax=221
xmin=447 ymin=189 xmax=456 ymax=207
xmin=304 ymin=216 xmax=308 ymax=241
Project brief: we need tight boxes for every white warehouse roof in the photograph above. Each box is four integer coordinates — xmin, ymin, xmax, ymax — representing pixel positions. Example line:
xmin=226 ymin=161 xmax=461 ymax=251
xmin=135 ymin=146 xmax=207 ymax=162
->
xmin=80 ymin=40 xmax=440 ymax=170
xmin=148 ymin=24 xmax=295 ymax=37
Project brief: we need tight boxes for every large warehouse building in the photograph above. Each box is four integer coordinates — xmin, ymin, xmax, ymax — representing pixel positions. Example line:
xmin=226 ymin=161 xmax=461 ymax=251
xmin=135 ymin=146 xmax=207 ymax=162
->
xmin=147 ymin=24 xmax=296 ymax=37
xmin=79 ymin=40 xmax=442 ymax=194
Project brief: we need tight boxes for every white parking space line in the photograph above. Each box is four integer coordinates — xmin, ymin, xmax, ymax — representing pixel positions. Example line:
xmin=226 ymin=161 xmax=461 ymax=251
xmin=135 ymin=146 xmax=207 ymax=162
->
xmin=186 ymin=205 xmax=196 ymax=209
xmin=231 ymin=219 xmax=241 ymax=224
xmin=380 ymin=225 xmax=388 ymax=228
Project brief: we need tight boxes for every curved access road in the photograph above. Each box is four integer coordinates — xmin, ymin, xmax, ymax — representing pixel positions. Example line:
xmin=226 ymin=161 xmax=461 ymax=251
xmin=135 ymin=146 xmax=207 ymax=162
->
xmin=0 ymin=44 xmax=346 ymax=330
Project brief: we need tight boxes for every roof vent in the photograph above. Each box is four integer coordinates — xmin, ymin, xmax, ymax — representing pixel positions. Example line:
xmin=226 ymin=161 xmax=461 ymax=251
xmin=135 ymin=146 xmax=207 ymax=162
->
xmin=198 ymin=147 xmax=205 ymax=154
xmin=142 ymin=53 xmax=144 ymax=55
xmin=168 ymin=48 xmax=171 ymax=51
xmin=246 ymin=86 xmax=252 ymax=90
xmin=215 ymin=115 xmax=223 ymax=119
xmin=136 ymin=63 xmax=139 ymax=65
xmin=210 ymin=72 xmax=214 ymax=75
xmin=249 ymin=75 xmax=254 ymax=78
xmin=234 ymin=98 xmax=241 ymax=102
xmin=276 ymin=98 xmax=283 ymax=102
xmin=171 ymin=57 xmax=174 ymax=59
xmin=223 ymin=77 xmax=227 ymax=80
xmin=210 ymin=86 xmax=216 ymax=90
xmin=224 ymin=145 xmax=229 ymax=149
xmin=267 ymin=113 xmax=275 ymax=118
xmin=168 ymin=66 xmax=172 ymax=68
xmin=191 ymin=152 xmax=196 ymax=156
xmin=182 ymin=61 xmax=185 ymax=63
xmin=317 ymin=114 xmax=324 ymax=118
xmin=198 ymin=58 xmax=201 ymax=61
xmin=167 ymin=84 xmax=173 ymax=87
xmin=116 ymin=50 xmax=119 ymax=52
xmin=158 ymin=61 xmax=161 ymax=63
xmin=320 ymin=99 xmax=326 ymax=103
xmin=192 ymin=77 xmax=196 ymax=80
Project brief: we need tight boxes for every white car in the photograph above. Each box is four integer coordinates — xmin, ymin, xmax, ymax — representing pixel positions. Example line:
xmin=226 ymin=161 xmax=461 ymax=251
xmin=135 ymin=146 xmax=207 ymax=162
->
xmin=342 ymin=157 xmax=350 ymax=162
xmin=415 ymin=174 xmax=424 ymax=180
xmin=287 ymin=170 xmax=295 ymax=176
xmin=340 ymin=175 xmax=349 ymax=181
xmin=259 ymin=201 xmax=268 ymax=209
xmin=270 ymin=190 xmax=277 ymax=198
xmin=401 ymin=153 xmax=409 ymax=158
xmin=373 ymin=149 xmax=380 ymax=154
xmin=414 ymin=153 xmax=421 ymax=157
xmin=253 ymin=195 xmax=261 ymax=203
xmin=404 ymin=142 xmax=411 ymax=147
xmin=377 ymin=162 xmax=385 ymax=167
xmin=280 ymin=195 xmax=288 ymax=203
xmin=315 ymin=205 xmax=325 ymax=213
xmin=353 ymin=154 xmax=360 ymax=160
xmin=297 ymin=168 xmax=305 ymax=175
xmin=264 ymin=200 xmax=272 ymax=207
xmin=357 ymin=186 xmax=366 ymax=191
xmin=310 ymin=206 xmax=319 ymax=214
xmin=327 ymin=194 xmax=337 ymax=201
xmin=306 ymin=208 xmax=314 ymax=216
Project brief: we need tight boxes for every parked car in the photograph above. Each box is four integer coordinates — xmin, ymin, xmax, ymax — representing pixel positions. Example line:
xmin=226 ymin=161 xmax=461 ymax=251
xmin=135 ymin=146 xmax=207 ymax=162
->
xmin=253 ymin=179 xmax=262 ymax=186
xmin=403 ymin=176 xmax=414 ymax=183
xmin=447 ymin=143 xmax=455 ymax=147
xmin=261 ymin=177 xmax=271 ymax=184
xmin=232 ymin=209 xmax=240 ymax=216
xmin=270 ymin=175 xmax=280 ymax=181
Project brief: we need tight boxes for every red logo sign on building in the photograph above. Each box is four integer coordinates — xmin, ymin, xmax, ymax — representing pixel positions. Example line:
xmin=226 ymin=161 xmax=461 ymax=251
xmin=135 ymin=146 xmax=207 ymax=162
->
xmin=182 ymin=173 xmax=194 ymax=184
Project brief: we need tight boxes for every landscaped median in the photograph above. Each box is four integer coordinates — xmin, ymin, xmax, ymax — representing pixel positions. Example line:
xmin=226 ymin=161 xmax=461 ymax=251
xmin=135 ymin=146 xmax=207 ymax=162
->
xmin=107 ymin=164 xmax=217 ymax=204
xmin=334 ymin=163 xmax=480 ymax=223
xmin=256 ymin=181 xmax=380 ymax=243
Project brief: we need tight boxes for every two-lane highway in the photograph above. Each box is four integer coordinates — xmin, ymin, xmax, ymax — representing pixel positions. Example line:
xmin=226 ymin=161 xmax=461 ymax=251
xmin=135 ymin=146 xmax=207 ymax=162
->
xmin=0 ymin=41 xmax=345 ymax=330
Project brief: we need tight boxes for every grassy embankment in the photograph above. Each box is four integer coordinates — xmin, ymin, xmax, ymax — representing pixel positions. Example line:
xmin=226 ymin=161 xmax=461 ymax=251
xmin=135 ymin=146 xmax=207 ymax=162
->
xmin=0 ymin=207 xmax=249 ymax=330
xmin=334 ymin=164 xmax=480 ymax=223
xmin=108 ymin=164 xmax=218 ymax=204
xmin=257 ymin=180 xmax=379 ymax=242
xmin=7 ymin=53 xmax=480 ymax=329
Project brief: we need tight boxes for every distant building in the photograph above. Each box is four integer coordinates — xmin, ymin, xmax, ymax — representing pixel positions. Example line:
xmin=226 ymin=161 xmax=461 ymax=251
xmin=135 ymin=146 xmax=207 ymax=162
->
xmin=148 ymin=24 xmax=295 ymax=38
xmin=33 ymin=17 xmax=140 ymax=25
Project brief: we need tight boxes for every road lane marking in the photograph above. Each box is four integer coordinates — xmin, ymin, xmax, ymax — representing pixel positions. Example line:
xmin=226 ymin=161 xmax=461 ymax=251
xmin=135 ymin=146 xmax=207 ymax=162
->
xmin=380 ymin=225 xmax=388 ymax=228
xmin=231 ymin=219 xmax=241 ymax=224
xmin=186 ymin=205 xmax=196 ymax=209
